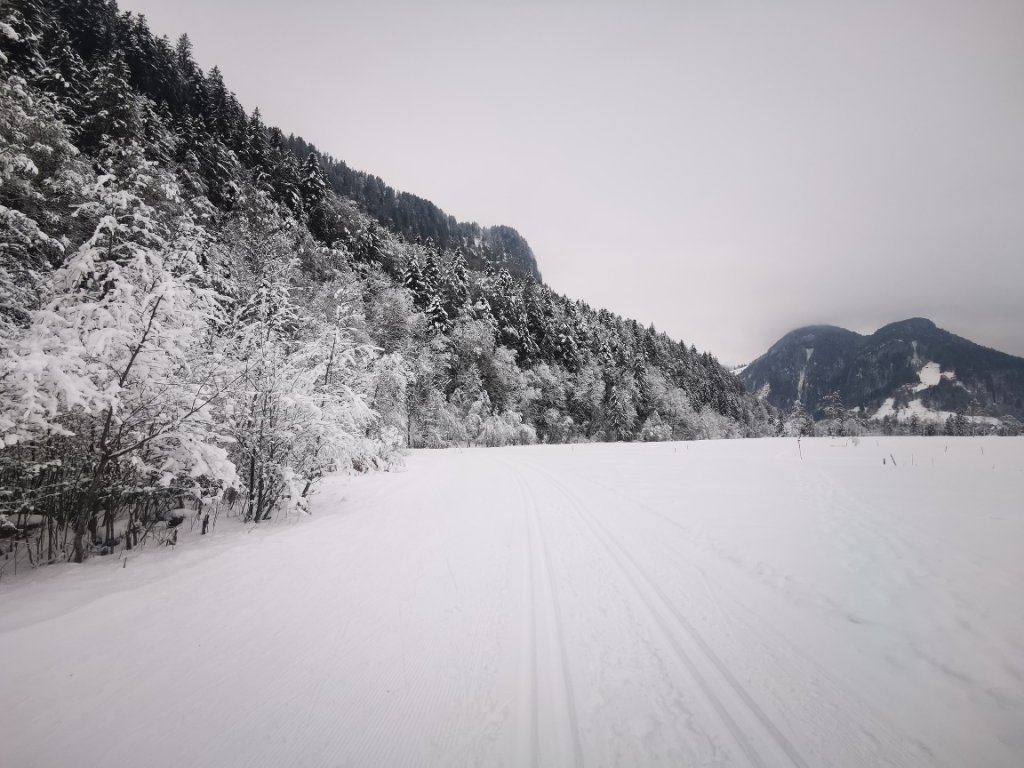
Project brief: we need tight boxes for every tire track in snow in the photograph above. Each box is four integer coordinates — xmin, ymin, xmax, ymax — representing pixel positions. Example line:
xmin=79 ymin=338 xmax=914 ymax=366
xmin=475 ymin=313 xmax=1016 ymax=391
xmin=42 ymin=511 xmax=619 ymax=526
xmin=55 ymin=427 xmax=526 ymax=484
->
xmin=511 ymin=463 xmax=585 ymax=767
xmin=516 ymin=456 xmax=810 ymax=768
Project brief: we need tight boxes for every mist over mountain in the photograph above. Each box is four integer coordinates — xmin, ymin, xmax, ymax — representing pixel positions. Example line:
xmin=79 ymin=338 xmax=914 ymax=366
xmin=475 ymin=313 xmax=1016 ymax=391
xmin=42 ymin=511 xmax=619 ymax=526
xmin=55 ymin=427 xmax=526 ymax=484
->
xmin=741 ymin=318 xmax=1024 ymax=425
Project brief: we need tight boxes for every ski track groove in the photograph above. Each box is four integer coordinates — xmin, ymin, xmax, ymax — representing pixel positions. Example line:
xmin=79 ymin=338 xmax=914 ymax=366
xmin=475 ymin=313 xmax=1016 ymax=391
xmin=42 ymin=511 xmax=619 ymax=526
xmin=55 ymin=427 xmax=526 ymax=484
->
xmin=514 ymin=455 xmax=810 ymax=768
xmin=511 ymin=460 xmax=585 ymax=767
xmin=518 ymin=471 xmax=541 ymax=768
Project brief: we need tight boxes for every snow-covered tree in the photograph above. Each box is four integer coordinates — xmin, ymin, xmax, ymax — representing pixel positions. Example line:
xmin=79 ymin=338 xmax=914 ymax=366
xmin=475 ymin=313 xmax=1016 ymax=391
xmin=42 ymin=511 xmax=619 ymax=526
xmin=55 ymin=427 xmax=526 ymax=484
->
xmin=1 ymin=173 xmax=237 ymax=561
xmin=77 ymin=52 xmax=144 ymax=155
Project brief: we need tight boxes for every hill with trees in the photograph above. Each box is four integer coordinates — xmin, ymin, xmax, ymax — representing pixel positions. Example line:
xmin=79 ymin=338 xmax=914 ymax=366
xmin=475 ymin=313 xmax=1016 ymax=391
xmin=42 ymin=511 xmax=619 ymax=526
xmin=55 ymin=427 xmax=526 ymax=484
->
xmin=0 ymin=0 xmax=773 ymax=563
xmin=741 ymin=318 xmax=1024 ymax=434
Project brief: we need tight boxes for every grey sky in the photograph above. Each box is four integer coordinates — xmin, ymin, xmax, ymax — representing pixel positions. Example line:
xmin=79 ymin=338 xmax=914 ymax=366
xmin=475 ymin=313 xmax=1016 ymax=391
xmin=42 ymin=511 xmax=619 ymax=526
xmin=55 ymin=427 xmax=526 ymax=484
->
xmin=121 ymin=0 xmax=1024 ymax=365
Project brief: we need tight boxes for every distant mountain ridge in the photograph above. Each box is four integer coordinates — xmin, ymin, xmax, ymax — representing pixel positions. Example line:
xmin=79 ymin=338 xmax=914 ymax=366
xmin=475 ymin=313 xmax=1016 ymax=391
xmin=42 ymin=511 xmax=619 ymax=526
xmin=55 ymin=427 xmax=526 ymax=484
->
xmin=741 ymin=318 xmax=1024 ymax=423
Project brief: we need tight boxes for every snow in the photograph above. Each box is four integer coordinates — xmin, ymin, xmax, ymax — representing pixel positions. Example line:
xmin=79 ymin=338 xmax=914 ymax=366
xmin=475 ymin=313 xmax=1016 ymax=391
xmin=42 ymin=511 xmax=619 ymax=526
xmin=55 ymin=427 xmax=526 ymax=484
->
xmin=873 ymin=363 xmax=976 ymax=423
xmin=914 ymin=361 xmax=942 ymax=391
xmin=874 ymin=396 xmax=898 ymax=420
xmin=873 ymin=395 xmax=999 ymax=425
xmin=913 ymin=361 xmax=955 ymax=392
xmin=794 ymin=347 xmax=814 ymax=405
xmin=2 ymin=437 xmax=1023 ymax=767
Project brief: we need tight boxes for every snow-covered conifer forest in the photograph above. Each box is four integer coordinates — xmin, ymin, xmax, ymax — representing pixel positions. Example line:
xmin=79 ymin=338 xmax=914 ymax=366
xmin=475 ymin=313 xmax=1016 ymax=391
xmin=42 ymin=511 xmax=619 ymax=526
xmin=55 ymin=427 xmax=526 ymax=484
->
xmin=0 ymin=0 xmax=773 ymax=564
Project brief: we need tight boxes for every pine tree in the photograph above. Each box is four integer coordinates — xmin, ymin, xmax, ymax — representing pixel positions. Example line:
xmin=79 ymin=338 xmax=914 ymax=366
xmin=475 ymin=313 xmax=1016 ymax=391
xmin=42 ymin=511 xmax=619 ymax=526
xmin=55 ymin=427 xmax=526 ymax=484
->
xmin=0 ymin=0 xmax=48 ymax=78
xmin=77 ymin=51 xmax=143 ymax=155
xmin=444 ymin=248 xmax=470 ymax=316
xmin=171 ymin=33 xmax=202 ymax=112
xmin=141 ymin=100 xmax=176 ymax=163
xmin=426 ymin=293 xmax=450 ymax=334
xmin=402 ymin=253 xmax=430 ymax=310
xmin=120 ymin=12 xmax=163 ymax=98
xmin=299 ymin=151 xmax=330 ymax=238
xmin=240 ymin=108 xmax=272 ymax=186
xmin=204 ymin=65 xmax=242 ymax=144
xmin=56 ymin=0 xmax=117 ymax=64
xmin=300 ymin=152 xmax=327 ymax=209
xmin=267 ymin=127 xmax=302 ymax=213
xmin=34 ymin=26 xmax=87 ymax=115
xmin=0 ymin=71 xmax=89 ymax=331
xmin=422 ymin=248 xmax=442 ymax=295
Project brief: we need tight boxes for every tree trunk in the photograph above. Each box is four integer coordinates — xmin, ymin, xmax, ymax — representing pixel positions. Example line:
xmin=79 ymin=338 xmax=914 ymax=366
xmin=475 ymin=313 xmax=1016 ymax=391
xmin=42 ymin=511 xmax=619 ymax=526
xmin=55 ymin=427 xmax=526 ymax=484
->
xmin=256 ymin=473 xmax=266 ymax=522
xmin=74 ymin=454 xmax=109 ymax=563
xmin=247 ymin=452 xmax=257 ymax=522
xmin=103 ymin=504 xmax=115 ymax=547
xmin=71 ymin=517 xmax=87 ymax=564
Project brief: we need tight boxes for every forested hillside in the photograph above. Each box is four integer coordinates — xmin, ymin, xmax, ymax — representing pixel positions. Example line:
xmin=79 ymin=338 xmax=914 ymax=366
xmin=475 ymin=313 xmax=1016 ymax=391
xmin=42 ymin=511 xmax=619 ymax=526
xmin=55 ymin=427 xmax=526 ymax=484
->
xmin=0 ymin=0 xmax=773 ymax=563
xmin=741 ymin=319 xmax=1024 ymax=435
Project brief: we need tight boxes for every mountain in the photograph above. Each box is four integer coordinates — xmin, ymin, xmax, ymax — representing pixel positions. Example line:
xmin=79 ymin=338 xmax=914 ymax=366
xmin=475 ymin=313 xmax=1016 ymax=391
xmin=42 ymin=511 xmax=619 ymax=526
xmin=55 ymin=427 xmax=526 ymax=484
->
xmin=741 ymin=318 xmax=1024 ymax=424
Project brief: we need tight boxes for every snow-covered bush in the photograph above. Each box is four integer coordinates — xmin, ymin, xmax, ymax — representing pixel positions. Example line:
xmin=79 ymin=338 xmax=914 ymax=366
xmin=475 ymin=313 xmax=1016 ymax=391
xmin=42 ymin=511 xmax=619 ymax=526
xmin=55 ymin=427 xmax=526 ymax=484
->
xmin=476 ymin=410 xmax=536 ymax=447
xmin=0 ymin=171 xmax=242 ymax=559
xmin=638 ymin=412 xmax=674 ymax=442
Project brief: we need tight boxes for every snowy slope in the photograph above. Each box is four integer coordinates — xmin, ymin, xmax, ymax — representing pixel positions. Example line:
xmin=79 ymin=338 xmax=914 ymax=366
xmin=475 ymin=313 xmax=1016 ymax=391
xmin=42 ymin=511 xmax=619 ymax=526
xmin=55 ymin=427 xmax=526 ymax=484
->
xmin=872 ymin=362 xmax=998 ymax=424
xmin=2 ymin=438 xmax=1023 ymax=767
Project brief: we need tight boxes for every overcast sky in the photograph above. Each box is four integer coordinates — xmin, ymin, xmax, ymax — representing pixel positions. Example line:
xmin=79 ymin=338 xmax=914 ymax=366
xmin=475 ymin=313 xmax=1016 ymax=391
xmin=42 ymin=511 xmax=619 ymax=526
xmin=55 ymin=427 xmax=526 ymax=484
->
xmin=121 ymin=0 xmax=1024 ymax=365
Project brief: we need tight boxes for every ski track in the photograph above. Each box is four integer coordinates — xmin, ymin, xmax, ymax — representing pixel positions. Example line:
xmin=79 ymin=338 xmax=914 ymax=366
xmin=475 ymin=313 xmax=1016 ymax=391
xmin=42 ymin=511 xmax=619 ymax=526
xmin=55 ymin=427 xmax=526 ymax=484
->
xmin=1 ymin=437 xmax=1022 ymax=767
xmin=517 ymin=471 xmax=541 ymax=767
xmin=512 ymin=455 xmax=807 ymax=768
xmin=512 ymin=466 xmax=584 ymax=766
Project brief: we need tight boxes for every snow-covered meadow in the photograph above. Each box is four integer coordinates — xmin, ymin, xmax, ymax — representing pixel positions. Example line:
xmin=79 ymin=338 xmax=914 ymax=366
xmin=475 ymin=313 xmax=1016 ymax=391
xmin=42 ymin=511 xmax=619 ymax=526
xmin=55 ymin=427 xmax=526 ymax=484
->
xmin=2 ymin=437 xmax=1022 ymax=767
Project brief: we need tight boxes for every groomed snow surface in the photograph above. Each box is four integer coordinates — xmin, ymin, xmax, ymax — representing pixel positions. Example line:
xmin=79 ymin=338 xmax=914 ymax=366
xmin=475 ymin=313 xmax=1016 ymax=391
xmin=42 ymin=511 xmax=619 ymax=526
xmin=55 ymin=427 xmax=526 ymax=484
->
xmin=2 ymin=437 xmax=1023 ymax=767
